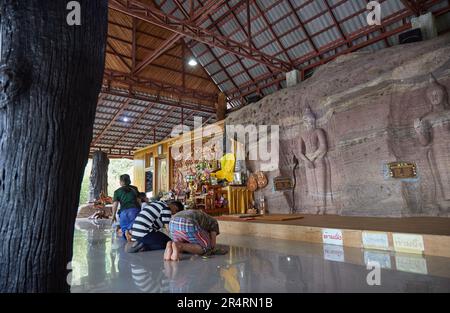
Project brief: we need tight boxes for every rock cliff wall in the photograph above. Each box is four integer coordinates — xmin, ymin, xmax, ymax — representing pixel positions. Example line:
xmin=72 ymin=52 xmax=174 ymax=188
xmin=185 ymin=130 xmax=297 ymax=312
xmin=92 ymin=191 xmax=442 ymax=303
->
xmin=226 ymin=34 xmax=450 ymax=217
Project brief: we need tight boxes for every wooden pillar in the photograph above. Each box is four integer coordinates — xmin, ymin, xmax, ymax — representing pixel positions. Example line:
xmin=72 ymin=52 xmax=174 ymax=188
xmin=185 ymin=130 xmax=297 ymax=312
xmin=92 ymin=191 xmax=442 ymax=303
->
xmin=88 ymin=151 xmax=110 ymax=202
xmin=216 ymin=92 xmax=227 ymax=121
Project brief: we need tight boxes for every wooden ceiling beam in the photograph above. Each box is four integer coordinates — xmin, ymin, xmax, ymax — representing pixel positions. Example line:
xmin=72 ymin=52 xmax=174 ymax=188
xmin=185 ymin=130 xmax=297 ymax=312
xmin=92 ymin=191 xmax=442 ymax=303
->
xmin=93 ymin=119 xmax=178 ymax=132
xmin=107 ymin=34 xmax=182 ymax=61
xmin=100 ymin=87 xmax=216 ymax=114
xmin=108 ymin=19 xmax=166 ymax=41
xmin=174 ymin=0 xmax=241 ymax=97
xmin=108 ymin=0 xmax=292 ymax=72
xmin=401 ymin=0 xmax=427 ymax=15
xmin=131 ymin=18 xmax=137 ymax=71
xmin=104 ymin=69 xmax=217 ymax=103
xmin=96 ymin=97 xmax=209 ymax=119
xmin=89 ymin=147 xmax=134 ymax=159
xmin=131 ymin=0 xmax=227 ymax=75
xmin=105 ymin=48 xmax=213 ymax=83
xmin=133 ymin=33 xmax=183 ymax=76
xmin=174 ymin=0 xmax=190 ymax=18
xmin=107 ymin=41 xmax=131 ymax=71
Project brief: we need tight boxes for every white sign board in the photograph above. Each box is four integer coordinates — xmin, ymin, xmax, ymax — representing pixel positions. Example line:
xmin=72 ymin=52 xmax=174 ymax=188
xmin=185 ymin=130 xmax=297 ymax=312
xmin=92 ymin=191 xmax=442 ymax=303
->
xmin=395 ymin=255 xmax=428 ymax=275
xmin=323 ymin=244 xmax=345 ymax=263
xmin=393 ymin=233 xmax=424 ymax=254
xmin=322 ymin=228 xmax=343 ymax=246
xmin=362 ymin=231 xmax=389 ymax=250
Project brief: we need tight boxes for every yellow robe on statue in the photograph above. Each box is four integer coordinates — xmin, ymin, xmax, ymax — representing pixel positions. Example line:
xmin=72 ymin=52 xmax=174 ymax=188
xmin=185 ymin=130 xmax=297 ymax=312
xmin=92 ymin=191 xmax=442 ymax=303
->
xmin=212 ymin=153 xmax=236 ymax=182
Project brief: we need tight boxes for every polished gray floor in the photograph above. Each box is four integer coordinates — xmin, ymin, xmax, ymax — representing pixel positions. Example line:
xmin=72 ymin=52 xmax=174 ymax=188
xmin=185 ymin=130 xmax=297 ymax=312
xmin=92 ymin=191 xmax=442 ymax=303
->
xmin=70 ymin=219 xmax=450 ymax=293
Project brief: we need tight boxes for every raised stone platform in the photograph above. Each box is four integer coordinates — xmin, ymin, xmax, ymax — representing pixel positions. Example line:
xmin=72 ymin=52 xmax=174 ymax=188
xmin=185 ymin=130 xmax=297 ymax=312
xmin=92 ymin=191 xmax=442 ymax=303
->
xmin=217 ymin=214 xmax=450 ymax=258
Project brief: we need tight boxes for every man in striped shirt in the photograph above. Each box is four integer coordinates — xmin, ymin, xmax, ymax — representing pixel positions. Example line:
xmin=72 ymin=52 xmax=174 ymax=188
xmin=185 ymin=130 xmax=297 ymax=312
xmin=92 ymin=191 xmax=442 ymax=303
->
xmin=126 ymin=200 xmax=184 ymax=253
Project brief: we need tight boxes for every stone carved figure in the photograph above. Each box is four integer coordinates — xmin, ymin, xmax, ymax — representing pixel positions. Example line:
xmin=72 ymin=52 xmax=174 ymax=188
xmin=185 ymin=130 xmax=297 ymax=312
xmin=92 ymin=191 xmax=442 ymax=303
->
xmin=298 ymin=106 xmax=331 ymax=213
xmin=414 ymin=74 xmax=450 ymax=204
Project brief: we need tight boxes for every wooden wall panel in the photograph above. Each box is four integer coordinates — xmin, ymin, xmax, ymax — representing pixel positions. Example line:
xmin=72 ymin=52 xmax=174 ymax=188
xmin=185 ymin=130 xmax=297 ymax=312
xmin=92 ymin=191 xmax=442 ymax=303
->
xmin=134 ymin=121 xmax=225 ymax=196
xmin=133 ymin=150 xmax=145 ymax=192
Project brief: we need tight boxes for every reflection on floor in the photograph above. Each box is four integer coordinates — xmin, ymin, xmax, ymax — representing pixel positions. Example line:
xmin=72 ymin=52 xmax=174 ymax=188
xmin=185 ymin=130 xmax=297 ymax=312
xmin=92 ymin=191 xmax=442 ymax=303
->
xmin=71 ymin=219 xmax=450 ymax=293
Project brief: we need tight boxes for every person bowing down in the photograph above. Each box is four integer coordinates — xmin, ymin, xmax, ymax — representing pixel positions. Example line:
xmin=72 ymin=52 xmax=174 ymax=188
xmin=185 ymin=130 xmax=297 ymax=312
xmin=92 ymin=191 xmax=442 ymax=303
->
xmin=127 ymin=200 xmax=184 ymax=253
xmin=164 ymin=209 xmax=221 ymax=261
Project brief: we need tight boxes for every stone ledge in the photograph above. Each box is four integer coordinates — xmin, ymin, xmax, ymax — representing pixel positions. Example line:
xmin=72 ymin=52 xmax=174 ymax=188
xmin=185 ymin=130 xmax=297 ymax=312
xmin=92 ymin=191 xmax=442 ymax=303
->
xmin=218 ymin=215 xmax=450 ymax=258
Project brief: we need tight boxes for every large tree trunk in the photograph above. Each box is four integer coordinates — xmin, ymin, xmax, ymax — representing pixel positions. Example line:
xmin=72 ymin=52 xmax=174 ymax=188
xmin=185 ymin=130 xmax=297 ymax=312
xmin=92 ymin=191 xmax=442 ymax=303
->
xmin=89 ymin=151 xmax=109 ymax=202
xmin=0 ymin=1 xmax=108 ymax=292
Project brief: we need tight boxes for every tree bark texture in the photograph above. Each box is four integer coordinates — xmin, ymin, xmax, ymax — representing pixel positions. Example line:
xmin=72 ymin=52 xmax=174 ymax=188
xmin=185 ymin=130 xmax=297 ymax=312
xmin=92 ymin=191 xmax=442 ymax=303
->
xmin=88 ymin=151 xmax=109 ymax=202
xmin=0 ymin=1 xmax=108 ymax=292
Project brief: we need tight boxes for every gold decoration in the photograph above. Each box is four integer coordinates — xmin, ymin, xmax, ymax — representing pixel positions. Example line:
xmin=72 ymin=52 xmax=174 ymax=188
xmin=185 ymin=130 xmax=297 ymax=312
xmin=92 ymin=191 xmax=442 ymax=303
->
xmin=256 ymin=171 xmax=268 ymax=188
xmin=247 ymin=174 xmax=258 ymax=192
xmin=273 ymin=176 xmax=293 ymax=191
xmin=388 ymin=162 xmax=417 ymax=179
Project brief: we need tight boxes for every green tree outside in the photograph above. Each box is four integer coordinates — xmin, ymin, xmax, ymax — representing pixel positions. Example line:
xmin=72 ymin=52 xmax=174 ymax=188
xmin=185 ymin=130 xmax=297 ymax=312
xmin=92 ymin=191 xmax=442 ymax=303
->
xmin=79 ymin=159 xmax=134 ymax=205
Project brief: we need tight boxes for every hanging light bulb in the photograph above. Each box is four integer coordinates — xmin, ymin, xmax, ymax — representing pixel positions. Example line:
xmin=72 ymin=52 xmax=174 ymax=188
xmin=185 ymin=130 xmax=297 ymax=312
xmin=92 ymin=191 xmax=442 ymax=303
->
xmin=188 ymin=58 xmax=198 ymax=67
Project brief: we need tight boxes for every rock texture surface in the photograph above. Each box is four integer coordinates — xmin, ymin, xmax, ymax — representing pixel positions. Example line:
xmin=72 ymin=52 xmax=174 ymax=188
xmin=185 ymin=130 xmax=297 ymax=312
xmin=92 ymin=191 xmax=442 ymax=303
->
xmin=226 ymin=34 xmax=450 ymax=217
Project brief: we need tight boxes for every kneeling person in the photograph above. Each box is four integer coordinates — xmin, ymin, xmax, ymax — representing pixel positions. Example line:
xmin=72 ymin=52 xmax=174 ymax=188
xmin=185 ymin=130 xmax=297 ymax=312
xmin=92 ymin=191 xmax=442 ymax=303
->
xmin=165 ymin=209 xmax=220 ymax=261
xmin=127 ymin=201 xmax=184 ymax=253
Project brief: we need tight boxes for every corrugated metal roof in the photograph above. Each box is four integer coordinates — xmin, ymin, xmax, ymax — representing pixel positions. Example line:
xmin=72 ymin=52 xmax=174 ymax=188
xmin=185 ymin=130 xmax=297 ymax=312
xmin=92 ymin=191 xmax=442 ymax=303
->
xmin=173 ymin=0 xmax=448 ymax=110
xmin=93 ymin=86 xmax=216 ymax=150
